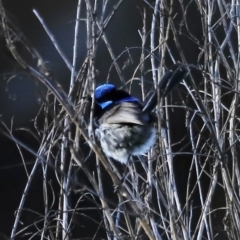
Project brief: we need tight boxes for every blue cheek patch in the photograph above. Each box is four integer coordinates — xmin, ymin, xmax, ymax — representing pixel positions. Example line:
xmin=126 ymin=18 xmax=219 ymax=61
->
xmin=98 ymin=100 xmax=113 ymax=109
xmin=95 ymin=84 xmax=115 ymax=99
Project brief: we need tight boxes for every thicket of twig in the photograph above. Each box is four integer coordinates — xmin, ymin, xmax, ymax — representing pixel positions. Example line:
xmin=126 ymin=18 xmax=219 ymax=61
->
xmin=1 ymin=0 xmax=240 ymax=239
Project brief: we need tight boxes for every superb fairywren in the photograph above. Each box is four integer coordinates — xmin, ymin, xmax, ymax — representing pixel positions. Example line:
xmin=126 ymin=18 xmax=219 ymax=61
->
xmin=91 ymin=64 xmax=189 ymax=164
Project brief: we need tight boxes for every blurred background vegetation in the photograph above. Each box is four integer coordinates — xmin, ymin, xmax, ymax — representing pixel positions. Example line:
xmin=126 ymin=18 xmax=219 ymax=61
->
xmin=0 ymin=0 xmax=238 ymax=239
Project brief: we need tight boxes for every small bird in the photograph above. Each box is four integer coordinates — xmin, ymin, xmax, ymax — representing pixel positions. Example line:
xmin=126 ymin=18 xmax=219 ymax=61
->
xmin=91 ymin=64 xmax=189 ymax=164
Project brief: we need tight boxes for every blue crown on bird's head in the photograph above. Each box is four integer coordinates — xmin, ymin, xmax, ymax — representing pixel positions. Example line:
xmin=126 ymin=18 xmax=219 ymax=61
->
xmin=95 ymin=84 xmax=115 ymax=99
xmin=94 ymin=84 xmax=140 ymax=110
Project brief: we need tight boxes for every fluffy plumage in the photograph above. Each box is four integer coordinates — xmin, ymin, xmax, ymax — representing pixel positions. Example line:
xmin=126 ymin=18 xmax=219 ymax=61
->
xmin=91 ymin=64 xmax=189 ymax=164
xmin=92 ymin=84 xmax=156 ymax=164
xmin=94 ymin=101 xmax=156 ymax=163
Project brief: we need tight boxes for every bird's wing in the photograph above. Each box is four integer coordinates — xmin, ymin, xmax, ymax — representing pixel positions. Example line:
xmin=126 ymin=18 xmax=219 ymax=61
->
xmin=99 ymin=102 xmax=146 ymax=125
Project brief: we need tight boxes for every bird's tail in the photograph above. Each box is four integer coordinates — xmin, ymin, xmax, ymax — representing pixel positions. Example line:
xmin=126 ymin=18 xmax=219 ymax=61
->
xmin=142 ymin=64 xmax=190 ymax=114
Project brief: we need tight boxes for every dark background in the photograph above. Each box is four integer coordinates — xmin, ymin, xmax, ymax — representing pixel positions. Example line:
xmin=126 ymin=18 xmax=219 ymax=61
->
xmin=0 ymin=0 xmax=225 ymax=239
